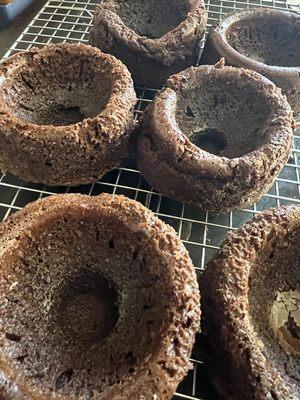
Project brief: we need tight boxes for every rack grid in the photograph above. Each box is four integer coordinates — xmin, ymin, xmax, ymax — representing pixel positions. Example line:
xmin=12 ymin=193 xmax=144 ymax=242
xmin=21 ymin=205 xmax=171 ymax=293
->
xmin=0 ymin=0 xmax=299 ymax=398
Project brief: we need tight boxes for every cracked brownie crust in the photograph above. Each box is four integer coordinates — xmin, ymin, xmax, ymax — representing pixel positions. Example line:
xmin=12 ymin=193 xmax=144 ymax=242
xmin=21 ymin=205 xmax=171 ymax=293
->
xmin=137 ymin=62 xmax=294 ymax=212
xmin=0 ymin=43 xmax=136 ymax=186
xmin=0 ymin=193 xmax=200 ymax=399
xmin=200 ymin=205 xmax=300 ymax=400
xmin=89 ymin=0 xmax=207 ymax=87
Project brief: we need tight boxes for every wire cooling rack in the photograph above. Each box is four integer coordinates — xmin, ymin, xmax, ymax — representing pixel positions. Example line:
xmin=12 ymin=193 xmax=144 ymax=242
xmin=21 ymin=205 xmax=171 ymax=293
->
xmin=0 ymin=0 xmax=299 ymax=399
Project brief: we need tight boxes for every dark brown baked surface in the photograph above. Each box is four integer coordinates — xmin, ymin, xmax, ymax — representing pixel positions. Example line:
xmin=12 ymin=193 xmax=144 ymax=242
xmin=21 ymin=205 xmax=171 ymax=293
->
xmin=0 ymin=43 xmax=136 ymax=186
xmin=200 ymin=205 xmax=300 ymax=399
xmin=137 ymin=62 xmax=294 ymax=212
xmin=0 ymin=193 xmax=200 ymax=399
xmin=89 ymin=0 xmax=207 ymax=87
xmin=201 ymin=8 xmax=300 ymax=115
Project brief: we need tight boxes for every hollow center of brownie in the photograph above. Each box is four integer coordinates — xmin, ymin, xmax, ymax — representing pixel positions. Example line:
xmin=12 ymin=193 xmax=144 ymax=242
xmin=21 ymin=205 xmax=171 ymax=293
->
xmin=175 ymin=77 xmax=270 ymax=158
xmin=115 ymin=0 xmax=189 ymax=38
xmin=3 ymin=53 xmax=112 ymax=126
xmin=226 ymin=14 xmax=300 ymax=67
xmin=60 ymin=274 xmax=119 ymax=344
xmin=189 ymin=128 xmax=227 ymax=155
xmin=1 ymin=212 xmax=170 ymax=396
xmin=249 ymin=229 xmax=300 ymax=381
xmin=269 ymin=289 xmax=300 ymax=357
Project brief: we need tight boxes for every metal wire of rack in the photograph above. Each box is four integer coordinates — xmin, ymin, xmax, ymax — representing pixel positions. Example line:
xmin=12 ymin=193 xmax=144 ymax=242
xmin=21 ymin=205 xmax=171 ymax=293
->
xmin=0 ymin=0 xmax=299 ymax=399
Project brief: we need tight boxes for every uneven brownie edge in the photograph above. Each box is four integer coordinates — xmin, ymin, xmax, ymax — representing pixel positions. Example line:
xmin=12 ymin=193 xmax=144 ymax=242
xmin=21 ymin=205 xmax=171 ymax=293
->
xmin=200 ymin=205 xmax=300 ymax=400
xmin=136 ymin=63 xmax=294 ymax=212
xmin=201 ymin=8 xmax=300 ymax=115
xmin=89 ymin=0 xmax=207 ymax=87
xmin=0 ymin=193 xmax=200 ymax=399
xmin=0 ymin=43 xmax=137 ymax=186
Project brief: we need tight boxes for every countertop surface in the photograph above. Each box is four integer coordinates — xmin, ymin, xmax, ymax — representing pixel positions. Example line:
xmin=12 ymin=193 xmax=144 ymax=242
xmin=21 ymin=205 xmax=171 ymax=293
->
xmin=0 ymin=0 xmax=47 ymax=58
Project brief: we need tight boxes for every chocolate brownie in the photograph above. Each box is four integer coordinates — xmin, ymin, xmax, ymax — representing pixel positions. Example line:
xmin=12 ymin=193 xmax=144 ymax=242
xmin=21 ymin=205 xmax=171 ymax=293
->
xmin=0 ymin=43 xmax=136 ymax=185
xmin=200 ymin=205 xmax=300 ymax=399
xmin=137 ymin=62 xmax=294 ymax=212
xmin=0 ymin=193 xmax=200 ymax=399
xmin=90 ymin=0 xmax=207 ymax=88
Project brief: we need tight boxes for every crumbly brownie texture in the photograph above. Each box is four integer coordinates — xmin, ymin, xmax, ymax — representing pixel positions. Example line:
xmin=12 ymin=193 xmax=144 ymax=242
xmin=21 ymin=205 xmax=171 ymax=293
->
xmin=137 ymin=62 xmax=294 ymax=212
xmin=0 ymin=193 xmax=200 ymax=399
xmin=89 ymin=0 xmax=207 ymax=88
xmin=200 ymin=205 xmax=300 ymax=399
xmin=0 ymin=43 xmax=136 ymax=186
xmin=201 ymin=8 xmax=300 ymax=115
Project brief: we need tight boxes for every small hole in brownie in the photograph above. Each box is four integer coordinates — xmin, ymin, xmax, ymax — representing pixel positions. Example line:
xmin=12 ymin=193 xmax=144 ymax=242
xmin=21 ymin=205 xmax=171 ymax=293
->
xmin=5 ymin=332 xmax=22 ymax=342
xmin=109 ymin=238 xmax=115 ymax=249
xmin=186 ymin=106 xmax=195 ymax=118
xmin=189 ymin=128 xmax=227 ymax=156
xmin=55 ymin=369 xmax=74 ymax=391
xmin=184 ymin=317 xmax=193 ymax=329
xmin=270 ymin=389 xmax=280 ymax=400
xmin=132 ymin=249 xmax=139 ymax=260
xmin=16 ymin=354 xmax=28 ymax=363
